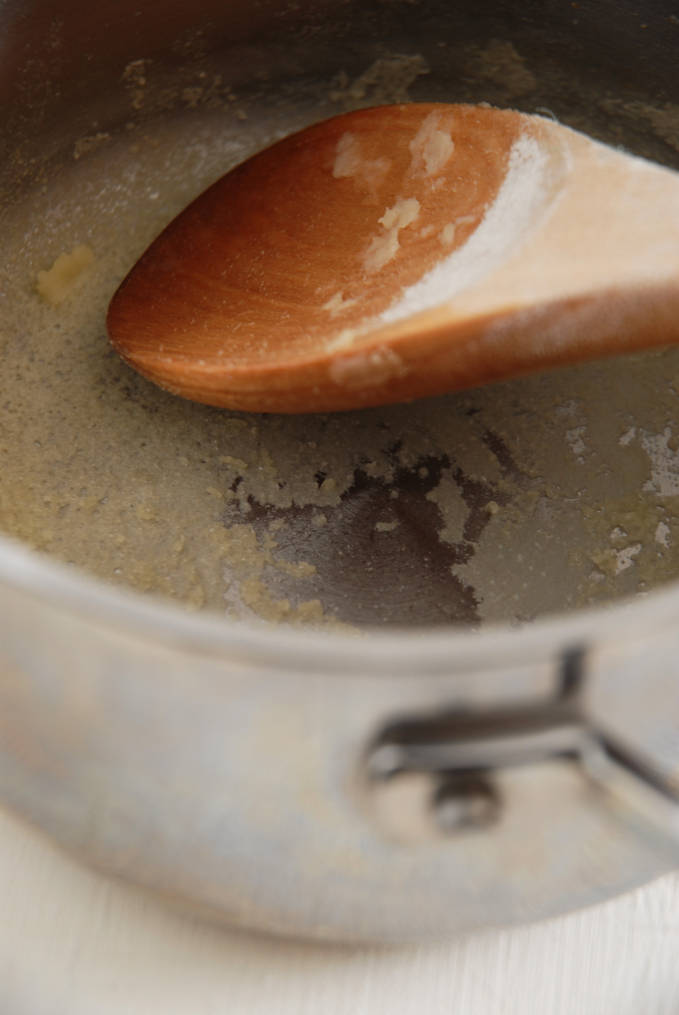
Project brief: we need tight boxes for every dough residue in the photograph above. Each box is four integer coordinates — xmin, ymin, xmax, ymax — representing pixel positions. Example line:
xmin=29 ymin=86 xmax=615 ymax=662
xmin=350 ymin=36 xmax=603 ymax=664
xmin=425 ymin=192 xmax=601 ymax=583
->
xmin=408 ymin=111 xmax=455 ymax=176
xmin=363 ymin=197 xmax=420 ymax=273
xmin=36 ymin=245 xmax=95 ymax=305
xmin=332 ymin=132 xmax=390 ymax=196
xmin=380 ymin=133 xmax=549 ymax=324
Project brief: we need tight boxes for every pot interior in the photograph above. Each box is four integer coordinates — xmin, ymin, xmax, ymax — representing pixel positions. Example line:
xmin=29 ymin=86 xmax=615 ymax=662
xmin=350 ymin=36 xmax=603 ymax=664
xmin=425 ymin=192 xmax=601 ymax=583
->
xmin=2 ymin=0 xmax=679 ymax=629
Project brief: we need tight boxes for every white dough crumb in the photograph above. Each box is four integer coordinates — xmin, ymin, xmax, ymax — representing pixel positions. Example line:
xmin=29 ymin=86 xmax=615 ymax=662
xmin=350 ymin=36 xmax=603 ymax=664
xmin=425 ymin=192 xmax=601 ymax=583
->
xmin=655 ymin=520 xmax=671 ymax=547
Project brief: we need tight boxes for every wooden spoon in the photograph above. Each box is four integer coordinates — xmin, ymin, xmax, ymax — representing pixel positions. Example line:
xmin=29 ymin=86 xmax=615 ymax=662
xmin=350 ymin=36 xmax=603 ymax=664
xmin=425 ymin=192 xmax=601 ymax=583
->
xmin=107 ymin=103 xmax=679 ymax=413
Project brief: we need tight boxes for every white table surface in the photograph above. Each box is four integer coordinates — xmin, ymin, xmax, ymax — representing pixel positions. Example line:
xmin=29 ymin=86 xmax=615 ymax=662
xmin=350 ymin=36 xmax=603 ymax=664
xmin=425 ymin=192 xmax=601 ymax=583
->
xmin=1 ymin=804 xmax=678 ymax=1015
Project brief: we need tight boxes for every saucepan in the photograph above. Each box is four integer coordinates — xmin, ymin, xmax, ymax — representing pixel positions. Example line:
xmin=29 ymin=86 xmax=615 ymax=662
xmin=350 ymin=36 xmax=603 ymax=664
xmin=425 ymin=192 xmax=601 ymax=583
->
xmin=1 ymin=0 xmax=679 ymax=942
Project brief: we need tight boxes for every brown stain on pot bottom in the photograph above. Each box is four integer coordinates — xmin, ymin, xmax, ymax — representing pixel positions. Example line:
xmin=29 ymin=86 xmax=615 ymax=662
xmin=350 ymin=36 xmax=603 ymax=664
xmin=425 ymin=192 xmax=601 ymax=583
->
xmin=225 ymin=437 xmax=515 ymax=626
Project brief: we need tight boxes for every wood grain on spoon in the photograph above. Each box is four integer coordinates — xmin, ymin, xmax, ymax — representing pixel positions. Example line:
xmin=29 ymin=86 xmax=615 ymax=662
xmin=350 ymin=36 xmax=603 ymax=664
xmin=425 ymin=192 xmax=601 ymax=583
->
xmin=107 ymin=103 xmax=679 ymax=413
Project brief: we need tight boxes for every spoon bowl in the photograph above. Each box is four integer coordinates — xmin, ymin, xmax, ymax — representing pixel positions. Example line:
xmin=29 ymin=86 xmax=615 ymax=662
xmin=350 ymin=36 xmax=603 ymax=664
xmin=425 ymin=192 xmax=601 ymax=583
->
xmin=107 ymin=103 xmax=679 ymax=413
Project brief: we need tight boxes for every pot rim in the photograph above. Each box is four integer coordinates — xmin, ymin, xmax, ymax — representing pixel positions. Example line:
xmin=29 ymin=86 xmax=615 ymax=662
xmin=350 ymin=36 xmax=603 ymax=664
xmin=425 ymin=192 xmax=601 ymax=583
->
xmin=0 ymin=530 xmax=675 ymax=675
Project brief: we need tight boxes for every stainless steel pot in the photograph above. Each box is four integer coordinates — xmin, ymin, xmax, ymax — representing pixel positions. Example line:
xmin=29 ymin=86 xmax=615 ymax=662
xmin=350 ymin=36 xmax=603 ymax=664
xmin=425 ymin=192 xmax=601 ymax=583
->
xmin=2 ymin=0 xmax=679 ymax=942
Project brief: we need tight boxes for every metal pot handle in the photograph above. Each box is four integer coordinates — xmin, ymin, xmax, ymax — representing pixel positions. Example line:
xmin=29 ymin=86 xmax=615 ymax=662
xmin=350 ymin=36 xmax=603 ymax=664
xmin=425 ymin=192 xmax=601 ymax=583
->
xmin=362 ymin=640 xmax=679 ymax=848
